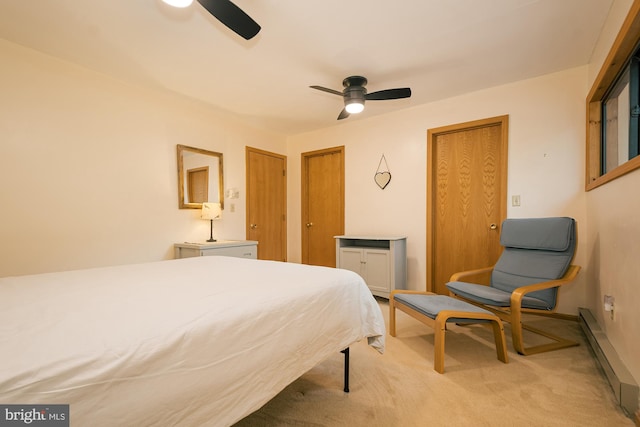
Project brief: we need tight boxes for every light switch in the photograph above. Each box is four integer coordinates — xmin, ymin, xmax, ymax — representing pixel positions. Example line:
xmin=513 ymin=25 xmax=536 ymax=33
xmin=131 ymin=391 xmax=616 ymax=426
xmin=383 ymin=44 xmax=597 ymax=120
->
xmin=512 ymin=195 xmax=521 ymax=207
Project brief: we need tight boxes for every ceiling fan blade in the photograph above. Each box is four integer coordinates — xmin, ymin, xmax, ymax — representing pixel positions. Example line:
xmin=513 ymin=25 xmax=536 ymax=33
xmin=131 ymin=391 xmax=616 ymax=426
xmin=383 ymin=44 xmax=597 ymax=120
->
xmin=365 ymin=88 xmax=412 ymax=101
xmin=310 ymin=86 xmax=344 ymax=96
xmin=196 ymin=0 xmax=261 ymax=40
xmin=337 ymin=108 xmax=350 ymax=120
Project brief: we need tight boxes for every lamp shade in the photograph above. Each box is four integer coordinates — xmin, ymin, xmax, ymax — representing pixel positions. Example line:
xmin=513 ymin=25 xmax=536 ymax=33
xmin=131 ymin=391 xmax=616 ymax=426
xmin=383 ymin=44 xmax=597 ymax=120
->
xmin=201 ymin=202 xmax=221 ymax=220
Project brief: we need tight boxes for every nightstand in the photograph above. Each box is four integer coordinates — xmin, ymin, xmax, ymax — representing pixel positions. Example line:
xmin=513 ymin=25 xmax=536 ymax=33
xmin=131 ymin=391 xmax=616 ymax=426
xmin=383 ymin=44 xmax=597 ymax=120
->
xmin=174 ymin=240 xmax=258 ymax=260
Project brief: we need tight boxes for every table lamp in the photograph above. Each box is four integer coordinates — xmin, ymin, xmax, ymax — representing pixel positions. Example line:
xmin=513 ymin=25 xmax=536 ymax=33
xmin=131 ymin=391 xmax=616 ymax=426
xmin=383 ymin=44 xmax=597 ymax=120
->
xmin=201 ymin=202 xmax=221 ymax=242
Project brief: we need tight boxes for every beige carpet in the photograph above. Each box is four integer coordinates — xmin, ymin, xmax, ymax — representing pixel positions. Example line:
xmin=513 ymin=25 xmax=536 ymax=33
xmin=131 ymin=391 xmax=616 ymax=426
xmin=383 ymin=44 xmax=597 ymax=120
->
xmin=234 ymin=299 xmax=633 ymax=427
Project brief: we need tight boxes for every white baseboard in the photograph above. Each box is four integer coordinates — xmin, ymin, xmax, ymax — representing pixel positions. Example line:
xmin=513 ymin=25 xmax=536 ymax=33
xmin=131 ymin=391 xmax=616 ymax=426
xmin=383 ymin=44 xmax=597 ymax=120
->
xmin=579 ymin=308 xmax=638 ymax=417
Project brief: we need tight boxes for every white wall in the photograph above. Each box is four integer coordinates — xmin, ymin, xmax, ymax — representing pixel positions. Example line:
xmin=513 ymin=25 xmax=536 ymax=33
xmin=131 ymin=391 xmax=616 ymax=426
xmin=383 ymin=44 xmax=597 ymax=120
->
xmin=0 ymin=39 xmax=286 ymax=277
xmin=584 ymin=0 xmax=640 ymax=385
xmin=287 ymin=66 xmax=588 ymax=314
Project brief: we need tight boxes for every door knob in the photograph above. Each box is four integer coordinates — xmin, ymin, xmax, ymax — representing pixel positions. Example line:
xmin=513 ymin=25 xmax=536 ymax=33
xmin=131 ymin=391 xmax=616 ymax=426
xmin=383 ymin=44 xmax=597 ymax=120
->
xmin=489 ymin=223 xmax=497 ymax=230
xmin=250 ymin=224 xmax=257 ymax=229
xmin=306 ymin=222 xmax=313 ymax=228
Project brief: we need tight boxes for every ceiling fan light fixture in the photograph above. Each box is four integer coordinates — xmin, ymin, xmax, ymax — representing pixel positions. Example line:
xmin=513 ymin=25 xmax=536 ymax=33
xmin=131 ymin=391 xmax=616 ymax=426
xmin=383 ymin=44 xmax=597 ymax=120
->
xmin=345 ymin=100 xmax=365 ymax=114
xmin=162 ymin=0 xmax=194 ymax=8
xmin=310 ymin=75 xmax=411 ymax=120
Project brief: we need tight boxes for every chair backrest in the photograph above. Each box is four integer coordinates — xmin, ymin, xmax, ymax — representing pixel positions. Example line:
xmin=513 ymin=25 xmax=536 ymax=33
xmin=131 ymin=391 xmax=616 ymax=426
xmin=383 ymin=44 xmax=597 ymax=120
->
xmin=491 ymin=217 xmax=576 ymax=309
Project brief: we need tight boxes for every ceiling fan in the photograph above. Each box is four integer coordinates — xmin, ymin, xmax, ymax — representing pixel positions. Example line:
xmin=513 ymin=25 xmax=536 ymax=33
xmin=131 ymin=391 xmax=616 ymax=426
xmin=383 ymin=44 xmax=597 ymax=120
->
xmin=310 ymin=76 xmax=411 ymax=120
xmin=163 ymin=0 xmax=261 ymax=40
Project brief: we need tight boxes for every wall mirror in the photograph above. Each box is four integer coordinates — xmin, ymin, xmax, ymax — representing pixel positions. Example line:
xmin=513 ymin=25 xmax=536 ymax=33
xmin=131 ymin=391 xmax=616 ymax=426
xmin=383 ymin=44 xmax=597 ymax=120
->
xmin=177 ymin=144 xmax=224 ymax=209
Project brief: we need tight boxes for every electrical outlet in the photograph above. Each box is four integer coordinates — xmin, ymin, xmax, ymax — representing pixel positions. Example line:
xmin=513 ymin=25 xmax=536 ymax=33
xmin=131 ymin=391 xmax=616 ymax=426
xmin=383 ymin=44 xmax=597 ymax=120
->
xmin=512 ymin=195 xmax=521 ymax=207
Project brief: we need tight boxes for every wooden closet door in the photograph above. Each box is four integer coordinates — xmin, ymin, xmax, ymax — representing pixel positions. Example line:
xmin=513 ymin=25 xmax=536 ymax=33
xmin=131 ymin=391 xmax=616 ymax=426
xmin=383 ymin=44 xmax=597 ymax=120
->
xmin=246 ymin=147 xmax=287 ymax=261
xmin=427 ymin=116 xmax=508 ymax=295
xmin=301 ymin=146 xmax=345 ymax=267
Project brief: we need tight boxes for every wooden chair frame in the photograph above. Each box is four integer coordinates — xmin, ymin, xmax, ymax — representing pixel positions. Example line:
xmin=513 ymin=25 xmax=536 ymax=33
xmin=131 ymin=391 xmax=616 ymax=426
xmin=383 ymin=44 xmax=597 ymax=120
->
xmin=448 ymin=264 xmax=581 ymax=355
xmin=389 ymin=290 xmax=508 ymax=373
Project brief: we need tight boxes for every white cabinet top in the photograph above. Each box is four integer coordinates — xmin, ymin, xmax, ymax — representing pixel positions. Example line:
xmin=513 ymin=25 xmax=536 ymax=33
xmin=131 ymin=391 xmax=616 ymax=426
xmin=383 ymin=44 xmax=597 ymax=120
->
xmin=334 ymin=236 xmax=407 ymax=241
xmin=175 ymin=240 xmax=258 ymax=249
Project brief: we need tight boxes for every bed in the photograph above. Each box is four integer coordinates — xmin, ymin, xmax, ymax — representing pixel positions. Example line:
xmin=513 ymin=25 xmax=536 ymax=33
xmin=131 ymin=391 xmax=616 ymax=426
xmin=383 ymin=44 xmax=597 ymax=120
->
xmin=0 ymin=256 xmax=385 ymax=426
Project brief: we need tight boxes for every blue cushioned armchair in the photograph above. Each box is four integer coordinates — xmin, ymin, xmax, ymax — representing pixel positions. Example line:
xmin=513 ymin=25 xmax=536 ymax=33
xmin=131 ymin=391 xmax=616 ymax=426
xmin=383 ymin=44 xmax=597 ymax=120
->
xmin=446 ymin=217 xmax=581 ymax=355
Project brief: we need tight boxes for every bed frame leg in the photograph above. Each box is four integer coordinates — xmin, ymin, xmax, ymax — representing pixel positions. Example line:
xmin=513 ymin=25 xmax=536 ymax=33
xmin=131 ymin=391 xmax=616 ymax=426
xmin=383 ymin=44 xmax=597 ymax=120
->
xmin=341 ymin=348 xmax=350 ymax=393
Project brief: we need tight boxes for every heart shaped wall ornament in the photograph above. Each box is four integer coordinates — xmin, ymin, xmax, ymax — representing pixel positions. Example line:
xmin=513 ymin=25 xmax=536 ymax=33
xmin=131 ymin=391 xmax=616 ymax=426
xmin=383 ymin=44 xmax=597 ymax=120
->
xmin=375 ymin=172 xmax=392 ymax=189
xmin=374 ymin=154 xmax=392 ymax=190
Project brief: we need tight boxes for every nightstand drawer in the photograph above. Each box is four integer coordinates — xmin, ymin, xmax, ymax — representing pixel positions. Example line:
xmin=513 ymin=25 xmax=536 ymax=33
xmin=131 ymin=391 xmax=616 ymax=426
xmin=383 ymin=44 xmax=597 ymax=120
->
xmin=174 ymin=241 xmax=258 ymax=260
xmin=200 ymin=245 xmax=257 ymax=259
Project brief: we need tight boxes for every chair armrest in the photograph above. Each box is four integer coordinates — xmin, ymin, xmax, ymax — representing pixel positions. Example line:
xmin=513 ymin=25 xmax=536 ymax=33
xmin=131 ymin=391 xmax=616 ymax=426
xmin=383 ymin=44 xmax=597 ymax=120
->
xmin=449 ymin=266 xmax=494 ymax=285
xmin=510 ymin=265 xmax=581 ymax=306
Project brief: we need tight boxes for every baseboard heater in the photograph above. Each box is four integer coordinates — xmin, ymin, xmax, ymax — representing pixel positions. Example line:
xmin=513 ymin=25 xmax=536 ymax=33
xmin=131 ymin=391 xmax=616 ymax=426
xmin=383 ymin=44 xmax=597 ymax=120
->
xmin=579 ymin=308 xmax=638 ymax=417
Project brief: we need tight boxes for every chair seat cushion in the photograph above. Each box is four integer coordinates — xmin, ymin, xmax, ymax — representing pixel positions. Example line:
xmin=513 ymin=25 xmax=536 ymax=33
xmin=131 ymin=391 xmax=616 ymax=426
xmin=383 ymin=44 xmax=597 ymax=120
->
xmin=393 ymin=294 xmax=494 ymax=323
xmin=446 ymin=281 xmax=553 ymax=310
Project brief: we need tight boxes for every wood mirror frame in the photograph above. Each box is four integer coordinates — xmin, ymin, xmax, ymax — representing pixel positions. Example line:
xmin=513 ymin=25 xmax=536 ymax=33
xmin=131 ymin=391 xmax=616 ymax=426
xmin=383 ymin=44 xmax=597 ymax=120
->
xmin=177 ymin=144 xmax=224 ymax=209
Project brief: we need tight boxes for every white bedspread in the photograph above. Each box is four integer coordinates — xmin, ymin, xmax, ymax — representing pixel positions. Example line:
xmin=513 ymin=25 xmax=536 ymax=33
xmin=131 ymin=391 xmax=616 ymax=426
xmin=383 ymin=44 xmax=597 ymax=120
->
xmin=0 ymin=257 xmax=385 ymax=426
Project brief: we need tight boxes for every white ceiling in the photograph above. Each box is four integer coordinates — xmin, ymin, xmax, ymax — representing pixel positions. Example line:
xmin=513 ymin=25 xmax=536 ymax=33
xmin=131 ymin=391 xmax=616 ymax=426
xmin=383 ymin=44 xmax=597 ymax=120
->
xmin=0 ymin=0 xmax=613 ymax=136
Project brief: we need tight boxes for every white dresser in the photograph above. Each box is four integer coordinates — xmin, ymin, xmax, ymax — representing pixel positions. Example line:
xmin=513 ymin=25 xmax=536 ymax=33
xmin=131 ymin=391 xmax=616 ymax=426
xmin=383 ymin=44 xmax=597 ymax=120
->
xmin=174 ymin=240 xmax=258 ymax=260
xmin=335 ymin=236 xmax=407 ymax=298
